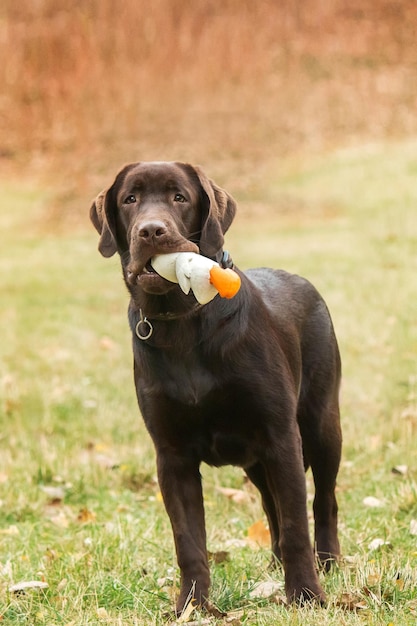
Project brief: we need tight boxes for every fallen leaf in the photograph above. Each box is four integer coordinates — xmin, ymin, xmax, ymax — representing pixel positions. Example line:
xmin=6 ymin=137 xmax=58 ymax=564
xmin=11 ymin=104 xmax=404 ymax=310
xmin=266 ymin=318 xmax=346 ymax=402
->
xmin=410 ymin=519 xmax=417 ymax=536
xmin=343 ymin=555 xmax=358 ymax=565
xmin=176 ymin=599 xmax=196 ymax=623
xmin=366 ymin=572 xmax=381 ymax=586
xmin=94 ymin=441 xmax=110 ymax=452
xmin=224 ymin=538 xmax=247 ymax=549
xmin=96 ymin=607 xmax=109 ymax=619
xmin=9 ymin=580 xmax=49 ymax=593
xmin=0 ymin=525 xmax=19 ymax=536
xmin=336 ymin=592 xmax=365 ymax=611
xmin=83 ymin=399 xmax=97 ymax=409
xmin=40 ymin=485 xmax=66 ymax=501
xmin=363 ymin=586 xmax=381 ymax=605
xmin=216 ymin=487 xmax=252 ymax=504
xmin=247 ymin=520 xmax=270 ymax=547
xmin=368 ymin=538 xmax=392 ymax=552
xmin=368 ymin=435 xmax=382 ymax=450
xmin=44 ymin=548 xmax=59 ymax=562
xmin=48 ymin=511 xmax=70 ymax=528
xmin=409 ymin=599 xmax=417 ymax=616
xmin=99 ymin=336 xmax=117 ymax=351
xmin=363 ymin=496 xmax=385 ymax=508
xmin=225 ymin=609 xmax=246 ymax=621
xmin=249 ymin=580 xmax=283 ymax=599
xmin=208 ymin=550 xmax=230 ymax=564
xmin=169 ymin=618 xmax=210 ymax=626
xmin=0 ymin=560 xmax=12 ymax=577
xmin=77 ymin=508 xmax=96 ymax=524
xmin=270 ymin=595 xmax=288 ymax=606
xmin=94 ymin=453 xmax=120 ymax=469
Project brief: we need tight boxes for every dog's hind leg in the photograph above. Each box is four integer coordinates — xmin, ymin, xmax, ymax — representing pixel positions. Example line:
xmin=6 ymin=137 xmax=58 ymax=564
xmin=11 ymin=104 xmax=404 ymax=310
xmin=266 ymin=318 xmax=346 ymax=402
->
xmin=245 ymin=462 xmax=281 ymax=563
xmin=300 ymin=401 xmax=342 ymax=570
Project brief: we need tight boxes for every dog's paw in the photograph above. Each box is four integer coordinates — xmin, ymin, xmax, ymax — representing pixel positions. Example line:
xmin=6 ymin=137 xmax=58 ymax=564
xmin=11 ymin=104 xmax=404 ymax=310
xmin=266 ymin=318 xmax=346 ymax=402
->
xmin=174 ymin=599 xmax=225 ymax=622
xmin=203 ymin=601 xmax=226 ymax=618
xmin=289 ymin=586 xmax=326 ymax=606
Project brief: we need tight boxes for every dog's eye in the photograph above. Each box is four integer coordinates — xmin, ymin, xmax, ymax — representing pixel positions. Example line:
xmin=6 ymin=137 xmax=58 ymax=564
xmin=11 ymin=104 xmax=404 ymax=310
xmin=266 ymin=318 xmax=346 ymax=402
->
xmin=124 ymin=194 xmax=137 ymax=204
xmin=174 ymin=193 xmax=186 ymax=203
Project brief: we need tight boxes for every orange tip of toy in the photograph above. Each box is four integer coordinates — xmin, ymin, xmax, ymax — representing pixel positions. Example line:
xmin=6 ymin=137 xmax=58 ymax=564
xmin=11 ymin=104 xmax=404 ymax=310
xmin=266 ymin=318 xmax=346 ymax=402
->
xmin=209 ymin=265 xmax=241 ymax=299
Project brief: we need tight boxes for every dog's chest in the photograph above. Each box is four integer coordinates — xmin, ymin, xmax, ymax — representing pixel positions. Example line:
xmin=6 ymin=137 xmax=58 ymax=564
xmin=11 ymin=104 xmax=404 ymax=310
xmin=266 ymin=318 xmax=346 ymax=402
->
xmin=142 ymin=346 xmax=218 ymax=406
xmin=137 ymin=338 xmax=275 ymax=467
xmin=164 ymin=359 xmax=217 ymax=406
xmin=161 ymin=372 xmax=264 ymax=467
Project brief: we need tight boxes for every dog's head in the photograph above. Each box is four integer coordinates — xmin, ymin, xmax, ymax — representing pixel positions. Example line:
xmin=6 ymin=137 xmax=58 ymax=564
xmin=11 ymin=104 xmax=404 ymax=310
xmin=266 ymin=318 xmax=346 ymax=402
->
xmin=90 ymin=161 xmax=236 ymax=295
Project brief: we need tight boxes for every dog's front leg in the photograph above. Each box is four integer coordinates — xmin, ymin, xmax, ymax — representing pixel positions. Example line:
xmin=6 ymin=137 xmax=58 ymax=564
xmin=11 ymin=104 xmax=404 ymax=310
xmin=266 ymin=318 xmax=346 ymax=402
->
xmin=156 ymin=451 xmax=210 ymax=616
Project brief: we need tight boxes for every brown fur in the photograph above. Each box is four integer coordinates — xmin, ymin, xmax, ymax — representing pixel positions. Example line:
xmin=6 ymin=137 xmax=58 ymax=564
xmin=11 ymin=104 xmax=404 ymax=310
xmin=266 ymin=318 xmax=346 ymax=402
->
xmin=90 ymin=161 xmax=342 ymax=616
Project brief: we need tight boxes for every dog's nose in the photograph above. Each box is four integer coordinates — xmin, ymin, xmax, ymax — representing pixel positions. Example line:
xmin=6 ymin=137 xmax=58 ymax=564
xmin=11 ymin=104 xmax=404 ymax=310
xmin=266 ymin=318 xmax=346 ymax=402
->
xmin=137 ymin=220 xmax=167 ymax=241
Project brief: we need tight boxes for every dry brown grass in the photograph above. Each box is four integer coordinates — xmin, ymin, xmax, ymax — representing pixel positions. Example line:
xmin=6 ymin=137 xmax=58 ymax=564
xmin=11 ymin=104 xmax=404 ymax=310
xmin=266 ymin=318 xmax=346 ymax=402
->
xmin=2 ymin=0 xmax=417 ymax=205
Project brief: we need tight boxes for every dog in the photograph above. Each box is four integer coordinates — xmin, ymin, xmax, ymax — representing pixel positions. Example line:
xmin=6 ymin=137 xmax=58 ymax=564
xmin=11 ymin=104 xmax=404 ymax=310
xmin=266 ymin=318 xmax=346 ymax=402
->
xmin=90 ymin=161 xmax=342 ymax=615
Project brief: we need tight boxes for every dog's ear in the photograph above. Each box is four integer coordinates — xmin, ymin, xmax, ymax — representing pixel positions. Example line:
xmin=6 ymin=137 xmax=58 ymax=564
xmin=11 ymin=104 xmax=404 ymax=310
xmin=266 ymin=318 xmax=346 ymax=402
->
xmin=190 ymin=165 xmax=237 ymax=258
xmin=89 ymin=188 xmax=118 ymax=258
xmin=90 ymin=164 xmax=134 ymax=257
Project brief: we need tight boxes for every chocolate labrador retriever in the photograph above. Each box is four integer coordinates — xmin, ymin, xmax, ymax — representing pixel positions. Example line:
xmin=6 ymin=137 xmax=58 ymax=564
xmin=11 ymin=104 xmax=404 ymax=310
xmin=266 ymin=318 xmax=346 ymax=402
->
xmin=90 ymin=161 xmax=342 ymax=615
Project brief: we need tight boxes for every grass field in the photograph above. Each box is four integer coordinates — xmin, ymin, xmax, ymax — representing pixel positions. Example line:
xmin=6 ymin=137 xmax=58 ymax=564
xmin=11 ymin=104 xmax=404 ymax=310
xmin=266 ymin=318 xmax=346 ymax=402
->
xmin=1 ymin=140 xmax=417 ymax=624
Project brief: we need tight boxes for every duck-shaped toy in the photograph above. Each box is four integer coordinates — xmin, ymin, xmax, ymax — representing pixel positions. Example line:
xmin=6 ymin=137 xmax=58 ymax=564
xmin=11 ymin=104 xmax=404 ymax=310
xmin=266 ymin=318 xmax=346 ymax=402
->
xmin=151 ymin=252 xmax=241 ymax=305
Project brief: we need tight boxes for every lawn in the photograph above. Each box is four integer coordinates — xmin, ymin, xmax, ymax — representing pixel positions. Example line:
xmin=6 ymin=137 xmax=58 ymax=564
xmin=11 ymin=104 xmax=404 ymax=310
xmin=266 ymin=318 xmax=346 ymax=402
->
xmin=1 ymin=140 xmax=416 ymax=625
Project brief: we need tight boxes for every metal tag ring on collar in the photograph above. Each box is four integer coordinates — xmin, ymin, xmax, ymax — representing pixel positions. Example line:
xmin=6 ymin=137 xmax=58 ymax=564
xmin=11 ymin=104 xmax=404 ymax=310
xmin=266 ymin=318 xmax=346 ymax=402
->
xmin=135 ymin=317 xmax=153 ymax=341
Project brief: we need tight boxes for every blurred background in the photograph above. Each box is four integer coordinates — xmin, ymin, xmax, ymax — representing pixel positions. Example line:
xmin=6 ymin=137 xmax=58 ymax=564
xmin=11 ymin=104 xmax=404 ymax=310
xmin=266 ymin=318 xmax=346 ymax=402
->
xmin=1 ymin=0 xmax=416 ymax=209
xmin=1 ymin=3 xmax=417 ymax=622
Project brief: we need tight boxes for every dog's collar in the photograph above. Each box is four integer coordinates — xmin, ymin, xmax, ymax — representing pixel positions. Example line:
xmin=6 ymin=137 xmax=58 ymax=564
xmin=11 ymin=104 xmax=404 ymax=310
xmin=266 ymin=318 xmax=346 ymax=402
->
xmin=135 ymin=304 xmax=203 ymax=341
xmin=217 ymin=249 xmax=234 ymax=269
xmin=145 ymin=303 xmax=204 ymax=321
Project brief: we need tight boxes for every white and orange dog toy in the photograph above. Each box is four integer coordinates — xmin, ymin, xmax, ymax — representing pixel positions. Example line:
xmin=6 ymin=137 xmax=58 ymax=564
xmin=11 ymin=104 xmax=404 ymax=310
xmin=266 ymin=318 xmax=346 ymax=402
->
xmin=151 ymin=252 xmax=241 ymax=305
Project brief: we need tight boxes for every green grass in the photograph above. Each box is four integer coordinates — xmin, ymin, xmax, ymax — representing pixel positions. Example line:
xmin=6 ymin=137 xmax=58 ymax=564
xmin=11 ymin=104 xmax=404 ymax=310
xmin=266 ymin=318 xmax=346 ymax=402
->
xmin=1 ymin=141 xmax=417 ymax=624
